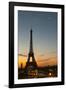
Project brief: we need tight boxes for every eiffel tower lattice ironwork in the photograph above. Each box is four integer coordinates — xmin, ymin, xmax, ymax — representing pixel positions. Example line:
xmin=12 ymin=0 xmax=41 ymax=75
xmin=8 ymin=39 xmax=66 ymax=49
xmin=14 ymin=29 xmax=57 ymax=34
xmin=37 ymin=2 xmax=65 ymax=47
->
xmin=25 ymin=29 xmax=37 ymax=69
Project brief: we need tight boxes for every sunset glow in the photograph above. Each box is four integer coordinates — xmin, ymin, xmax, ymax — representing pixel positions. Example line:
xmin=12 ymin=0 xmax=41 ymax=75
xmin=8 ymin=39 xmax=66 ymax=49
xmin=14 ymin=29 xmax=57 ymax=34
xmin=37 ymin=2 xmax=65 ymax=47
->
xmin=18 ymin=52 xmax=57 ymax=68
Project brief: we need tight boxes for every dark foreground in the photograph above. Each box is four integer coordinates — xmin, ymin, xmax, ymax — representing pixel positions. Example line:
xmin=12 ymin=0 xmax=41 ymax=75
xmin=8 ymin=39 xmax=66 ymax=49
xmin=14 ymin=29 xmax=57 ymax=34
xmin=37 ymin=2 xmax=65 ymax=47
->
xmin=18 ymin=65 xmax=57 ymax=79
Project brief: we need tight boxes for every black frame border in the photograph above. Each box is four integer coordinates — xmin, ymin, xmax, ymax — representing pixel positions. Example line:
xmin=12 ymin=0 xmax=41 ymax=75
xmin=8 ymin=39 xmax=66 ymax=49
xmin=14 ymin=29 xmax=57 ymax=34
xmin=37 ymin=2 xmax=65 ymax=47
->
xmin=9 ymin=1 xmax=64 ymax=88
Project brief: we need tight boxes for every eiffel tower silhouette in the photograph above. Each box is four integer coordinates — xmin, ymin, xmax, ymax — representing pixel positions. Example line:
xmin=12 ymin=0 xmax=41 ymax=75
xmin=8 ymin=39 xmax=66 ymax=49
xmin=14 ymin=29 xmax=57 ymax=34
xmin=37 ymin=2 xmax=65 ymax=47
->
xmin=25 ymin=28 xmax=37 ymax=71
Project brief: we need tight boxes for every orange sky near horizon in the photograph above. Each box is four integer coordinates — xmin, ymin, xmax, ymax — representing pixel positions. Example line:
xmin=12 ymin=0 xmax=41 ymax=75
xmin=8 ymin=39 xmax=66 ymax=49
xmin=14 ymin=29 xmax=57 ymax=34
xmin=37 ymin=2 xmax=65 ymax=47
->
xmin=18 ymin=52 xmax=57 ymax=68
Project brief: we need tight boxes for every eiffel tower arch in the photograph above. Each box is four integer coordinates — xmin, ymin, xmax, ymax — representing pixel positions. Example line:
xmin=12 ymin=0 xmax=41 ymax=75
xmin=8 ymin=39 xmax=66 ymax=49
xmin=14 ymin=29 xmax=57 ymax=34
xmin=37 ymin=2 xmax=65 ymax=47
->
xmin=25 ymin=29 xmax=38 ymax=78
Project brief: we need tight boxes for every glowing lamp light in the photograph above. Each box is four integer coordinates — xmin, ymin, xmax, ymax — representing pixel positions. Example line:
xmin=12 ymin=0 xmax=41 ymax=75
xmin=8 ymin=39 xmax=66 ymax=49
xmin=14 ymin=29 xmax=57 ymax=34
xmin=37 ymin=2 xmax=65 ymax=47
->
xmin=49 ymin=72 xmax=52 ymax=76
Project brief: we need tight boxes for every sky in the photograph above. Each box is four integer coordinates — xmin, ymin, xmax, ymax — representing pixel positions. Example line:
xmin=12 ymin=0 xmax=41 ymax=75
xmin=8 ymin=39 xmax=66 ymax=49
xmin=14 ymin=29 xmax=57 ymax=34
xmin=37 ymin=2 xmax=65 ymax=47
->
xmin=18 ymin=10 xmax=57 ymax=68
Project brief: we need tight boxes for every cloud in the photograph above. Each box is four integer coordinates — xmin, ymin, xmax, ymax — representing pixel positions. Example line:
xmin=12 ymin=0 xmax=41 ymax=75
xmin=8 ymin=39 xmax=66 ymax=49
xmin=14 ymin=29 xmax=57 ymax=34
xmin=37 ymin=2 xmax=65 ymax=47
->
xmin=18 ymin=54 xmax=27 ymax=57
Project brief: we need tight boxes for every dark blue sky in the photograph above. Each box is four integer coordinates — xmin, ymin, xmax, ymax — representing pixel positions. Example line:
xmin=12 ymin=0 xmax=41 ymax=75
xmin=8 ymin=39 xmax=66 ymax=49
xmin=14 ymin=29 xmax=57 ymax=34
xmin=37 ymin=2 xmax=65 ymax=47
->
xmin=18 ymin=10 xmax=57 ymax=56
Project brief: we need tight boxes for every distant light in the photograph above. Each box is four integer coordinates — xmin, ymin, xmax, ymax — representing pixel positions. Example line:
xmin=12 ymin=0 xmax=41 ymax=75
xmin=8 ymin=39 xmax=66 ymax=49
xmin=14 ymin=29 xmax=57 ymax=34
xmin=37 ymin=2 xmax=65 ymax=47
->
xmin=49 ymin=72 xmax=52 ymax=76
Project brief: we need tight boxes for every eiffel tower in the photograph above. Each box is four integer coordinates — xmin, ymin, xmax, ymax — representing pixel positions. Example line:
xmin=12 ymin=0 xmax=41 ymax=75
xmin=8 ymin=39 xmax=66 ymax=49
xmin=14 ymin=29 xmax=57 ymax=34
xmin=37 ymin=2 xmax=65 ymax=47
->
xmin=25 ymin=29 xmax=37 ymax=70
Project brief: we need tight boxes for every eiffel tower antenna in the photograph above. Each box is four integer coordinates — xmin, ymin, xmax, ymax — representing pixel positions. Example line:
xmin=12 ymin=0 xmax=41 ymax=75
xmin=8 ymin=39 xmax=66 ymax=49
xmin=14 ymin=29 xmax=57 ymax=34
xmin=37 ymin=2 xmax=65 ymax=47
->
xmin=30 ymin=28 xmax=33 ymax=53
